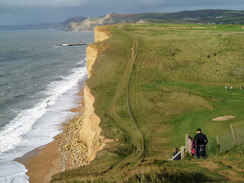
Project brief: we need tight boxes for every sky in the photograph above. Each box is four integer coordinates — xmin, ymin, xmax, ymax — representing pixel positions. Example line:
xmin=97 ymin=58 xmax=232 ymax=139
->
xmin=0 ymin=0 xmax=244 ymax=25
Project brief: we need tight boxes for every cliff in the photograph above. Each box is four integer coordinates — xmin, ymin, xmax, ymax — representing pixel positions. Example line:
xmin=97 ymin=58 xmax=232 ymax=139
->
xmin=59 ymin=26 xmax=110 ymax=169
xmin=63 ymin=16 xmax=87 ymax=26
xmin=64 ymin=14 xmax=114 ymax=31
xmin=81 ymin=26 xmax=110 ymax=162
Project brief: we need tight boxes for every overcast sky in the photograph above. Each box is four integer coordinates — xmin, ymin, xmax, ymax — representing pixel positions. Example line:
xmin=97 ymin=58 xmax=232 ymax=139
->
xmin=1 ymin=0 xmax=244 ymax=25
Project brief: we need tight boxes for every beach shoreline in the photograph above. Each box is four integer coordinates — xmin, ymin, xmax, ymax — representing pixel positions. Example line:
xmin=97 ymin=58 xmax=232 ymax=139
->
xmin=15 ymin=26 xmax=110 ymax=183
xmin=16 ymin=135 xmax=63 ymax=183
xmin=15 ymin=88 xmax=86 ymax=183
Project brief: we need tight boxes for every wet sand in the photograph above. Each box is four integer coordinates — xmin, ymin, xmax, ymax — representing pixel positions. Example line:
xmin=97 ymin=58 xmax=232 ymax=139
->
xmin=16 ymin=90 xmax=85 ymax=183
xmin=16 ymin=135 xmax=63 ymax=183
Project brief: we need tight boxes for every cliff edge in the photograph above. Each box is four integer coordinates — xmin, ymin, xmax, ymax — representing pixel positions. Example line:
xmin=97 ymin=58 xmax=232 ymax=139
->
xmin=81 ymin=26 xmax=110 ymax=162
xmin=59 ymin=26 xmax=110 ymax=170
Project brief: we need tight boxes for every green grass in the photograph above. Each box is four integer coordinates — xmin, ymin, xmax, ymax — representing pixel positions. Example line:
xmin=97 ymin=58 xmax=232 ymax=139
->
xmin=214 ymin=145 xmax=244 ymax=170
xmin=52 ymin=24 xmax=244 ymax=182
xmin=124 ymin=23 xmax=244 ymax=32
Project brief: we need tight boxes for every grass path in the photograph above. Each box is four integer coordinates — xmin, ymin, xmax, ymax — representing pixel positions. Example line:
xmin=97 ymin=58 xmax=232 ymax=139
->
xmin=195 ymin=160 xmax=244 ymax=182
xmin=108 ymin=38 xmax=145 ymax=172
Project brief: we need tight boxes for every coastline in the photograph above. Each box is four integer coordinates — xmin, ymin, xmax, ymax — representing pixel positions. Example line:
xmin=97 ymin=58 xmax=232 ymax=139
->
xmin=16 ymin=135 xmax=63 ymax=183
xmin=16 ymin=88 xmax=86 ymax=183
xmin=16 ymin=26 xmax=110 ymax=183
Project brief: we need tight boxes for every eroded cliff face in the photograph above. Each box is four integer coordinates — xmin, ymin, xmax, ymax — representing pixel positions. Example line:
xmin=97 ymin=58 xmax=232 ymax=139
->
xmin=59 ymin=26 xmax=110 ymax=169
xmin=81 ymin=26 xmax=110 ymax=162
xmin=86 ymin=26 xmax=109 ymax=77
xmin=94 ymin=26 xmax=110 ymax=42
xmin=86 ymin=46 xmax=97 ymax=78
xmin=65 ymin=14 xmax=114 ymax=31
xmin=80 ymin=85 xmax=105 ymax=162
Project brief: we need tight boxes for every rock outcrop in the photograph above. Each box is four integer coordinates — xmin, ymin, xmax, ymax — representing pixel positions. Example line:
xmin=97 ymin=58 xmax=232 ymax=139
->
xmin=65 ymin=14 xmax=114 ymax=31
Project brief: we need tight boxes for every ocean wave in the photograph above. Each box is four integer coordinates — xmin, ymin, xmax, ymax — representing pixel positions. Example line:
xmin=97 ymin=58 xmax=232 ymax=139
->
xmin=0 ymin=161 xmax=28 ymax=183
xmin=0 ymin=65 xmax=87 ymax=154
xmin=76 ymin=60 xmax=86 ymax=65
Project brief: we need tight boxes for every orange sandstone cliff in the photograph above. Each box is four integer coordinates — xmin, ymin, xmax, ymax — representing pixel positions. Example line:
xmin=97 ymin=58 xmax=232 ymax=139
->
xmin=79 ymin=26 xmax=110 ymax=163
xmin=60 ymin=26 xmax=110 ymax=168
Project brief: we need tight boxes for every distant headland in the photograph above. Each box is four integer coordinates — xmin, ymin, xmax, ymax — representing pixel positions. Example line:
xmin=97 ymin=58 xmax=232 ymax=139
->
xmin=1 ymin=9 xmax=244 ymax=31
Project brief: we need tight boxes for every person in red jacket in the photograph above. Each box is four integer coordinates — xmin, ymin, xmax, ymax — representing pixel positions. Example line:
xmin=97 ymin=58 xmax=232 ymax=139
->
xmin=194 ymin=128 xmax=208 ymax=159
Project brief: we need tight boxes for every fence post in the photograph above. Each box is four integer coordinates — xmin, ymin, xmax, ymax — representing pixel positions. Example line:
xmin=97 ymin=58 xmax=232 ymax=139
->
xmin=216 ymin=135 xmax=220 ymax=153
xmin=180 ymin=146 xmax=185 ymax=159
xmin=185 ymin=134 xmax=189 ymax=152
xmin=230 ymin=124 xmax=237 ymax=144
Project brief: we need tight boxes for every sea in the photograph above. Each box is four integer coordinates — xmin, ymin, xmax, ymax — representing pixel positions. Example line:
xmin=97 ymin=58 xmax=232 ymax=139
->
xmin=0 ymin=30 xmax=93 ymax=182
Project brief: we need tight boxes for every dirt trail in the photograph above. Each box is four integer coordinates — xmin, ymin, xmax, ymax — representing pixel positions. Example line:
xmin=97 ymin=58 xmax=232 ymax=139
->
xmin=195 ymin=160 xmax=244 ymax=182
xmin=108 ymin=37 xmax=145 ymax=171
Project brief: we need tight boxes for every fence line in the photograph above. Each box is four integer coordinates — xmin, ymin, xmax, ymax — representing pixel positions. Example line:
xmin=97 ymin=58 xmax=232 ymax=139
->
xmin=169 ymin=123 xmax=243 ymax=160
xmin=217 ymin=122 xmax=244 ymax=153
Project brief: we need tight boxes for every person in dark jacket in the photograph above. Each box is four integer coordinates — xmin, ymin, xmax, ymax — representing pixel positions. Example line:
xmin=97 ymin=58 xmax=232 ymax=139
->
xmin=194 ymin=128 xmax=208 ymax=159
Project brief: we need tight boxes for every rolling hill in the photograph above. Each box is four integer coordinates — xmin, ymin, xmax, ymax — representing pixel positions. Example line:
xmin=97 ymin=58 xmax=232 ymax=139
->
xmin=64 ymin=10 xmax=244 ymax=31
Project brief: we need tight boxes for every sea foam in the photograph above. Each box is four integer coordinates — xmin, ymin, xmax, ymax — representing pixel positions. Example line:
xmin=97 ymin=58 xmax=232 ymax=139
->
xmin=0 ymin=60 xmax=87 ymax=182
xmin=0 ymin=61 xmax=87 ymax=154
xmin=0 ymin=161 xmax=28 ymax=183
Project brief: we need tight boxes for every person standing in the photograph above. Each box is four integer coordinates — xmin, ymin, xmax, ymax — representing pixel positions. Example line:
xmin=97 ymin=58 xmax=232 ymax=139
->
xmin=194 ymin=128 xmax=208 ymax=159
xmin=187 ymin=136 xmax=194 ymax=156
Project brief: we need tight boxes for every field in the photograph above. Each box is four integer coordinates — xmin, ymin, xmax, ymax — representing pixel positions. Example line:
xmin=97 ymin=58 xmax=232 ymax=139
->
xmin=52 ymin=24 xmax=244 ymax=182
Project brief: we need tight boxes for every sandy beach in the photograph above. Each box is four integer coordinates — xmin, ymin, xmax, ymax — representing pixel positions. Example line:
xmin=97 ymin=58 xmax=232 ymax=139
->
xmin=15 ymin=27 xmax=109 ymax=183
xmin=16 ymin=89 xmax=86 ymax=183
xmin=16 ymin=135 xmax=63 ymax=183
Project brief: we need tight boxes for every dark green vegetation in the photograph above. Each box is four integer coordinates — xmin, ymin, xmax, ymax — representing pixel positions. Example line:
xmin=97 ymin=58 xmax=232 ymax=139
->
xmin=63 ymin=10 xmax=244 ymax=32
xmin=52 ymin=24 xmax=244 ymax=182
xmin=162 ymin=10 xmax=244 ymax=25
xmin=109 ymin=10 xmax=244 ymax=25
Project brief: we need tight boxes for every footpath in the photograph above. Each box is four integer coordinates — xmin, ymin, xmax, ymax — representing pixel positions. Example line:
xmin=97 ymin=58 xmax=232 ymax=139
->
xmin=194 ymin=160 xmax=244 ymax=182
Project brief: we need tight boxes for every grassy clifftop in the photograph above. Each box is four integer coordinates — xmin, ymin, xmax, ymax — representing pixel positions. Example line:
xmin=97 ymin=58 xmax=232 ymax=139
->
xmin=52 ymin=24 xmax=244 ymax=182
